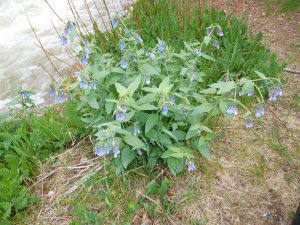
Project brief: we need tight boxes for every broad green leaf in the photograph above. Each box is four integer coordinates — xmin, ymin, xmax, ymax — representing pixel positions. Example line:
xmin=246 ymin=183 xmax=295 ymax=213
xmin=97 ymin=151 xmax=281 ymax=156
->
xmin=210 ymin=81 xmax=236 ymax=94
xmin=115 ymin=83 xmax=127 ymax=97
xmin=201 ymin=53 xmax=215 ymax=61
xmin=255 ymin=70 xmax=266 ymax=79
xmin=200 ymin=88 xmax=217 ymax=94
xmin=146 ymin=180 xmax=158 ymax=194
xmin=145 ymin=114 xmax=159 ymax=133
xmin=70 ymin=28 xmax=77 ymax=42
xmin=191 ymin=103 xmax=213 ymax=115
xmin=180 ymin=67 xmax=188 ymax=76
xmin=127 ymin=75 xmax=141 ymax=97
xmin=123 ymin=110 xmax=135 ymax=122
xmin=173 ymin=130 xmax=186 ymax=141
xmin=136 ymin=93 xmax=157 ymax=105
xmin=140 ymin=64 xmax=159 ymax=75
xmin=196 ymin=142 xmax=211 ymax=160
xmin=137 ymin=104 xmax=157 ymax=111
xmin=185 ymin=129 xmax=198 ymax=140
xmin=105 ymin=101 xmax=114 ymax=115
xmin=94 ymin=70 xmax=110 ymax=80
xmin=167 ymin=157 xmax=185 ymax=176
xmin=204 ymin=36 xmax=211 ymax=45
xmin=161 ymin=127 xmax=178 ymax=141
xmin=87 ymin=91 xmax=99 ymax=109
xmin=159 ymin=179 xmax=169 ymax=196
xmin=239 ymin=81 xmax=254 ymax=96
xmin=123 ymin=135 xmax=145 ymax=148
xmin=121 ymin=147 xmax=136 ymax=169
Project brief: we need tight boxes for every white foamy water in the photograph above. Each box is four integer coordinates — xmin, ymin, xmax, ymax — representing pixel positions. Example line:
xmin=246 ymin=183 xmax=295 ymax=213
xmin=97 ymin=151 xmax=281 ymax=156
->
xmin=0 ymin=0 xmax=130 ymax=110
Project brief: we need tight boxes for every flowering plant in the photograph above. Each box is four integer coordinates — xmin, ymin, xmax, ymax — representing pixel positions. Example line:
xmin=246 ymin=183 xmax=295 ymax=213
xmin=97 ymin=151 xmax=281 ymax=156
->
xmin=54 ymin=20 xmax=283 ymax=175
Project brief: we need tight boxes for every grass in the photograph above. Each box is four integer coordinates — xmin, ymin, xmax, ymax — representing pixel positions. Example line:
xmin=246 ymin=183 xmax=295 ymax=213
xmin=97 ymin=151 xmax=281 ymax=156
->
xmin=264 ymin=0 xmax=300 ymax=15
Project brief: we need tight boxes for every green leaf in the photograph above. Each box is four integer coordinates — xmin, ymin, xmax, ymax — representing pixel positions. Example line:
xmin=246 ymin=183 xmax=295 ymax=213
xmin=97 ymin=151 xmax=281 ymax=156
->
xmin=105 ymin=101 xmax=114 ymax=114
xmin=255 ymin=70 xmax=266 ymax=79
xmin=87 ymin=91 xmax=99 ymax=109
xmin=127 ymin=75 xmax=141 ymax=97
xmin=196 ymin=141 xmax=211 ymax=160
xmin=201 ymin=53 xmax=215 ymax=61
xmin=137 ymin=104 xmax=157 ymax=111
xmin=94 ymin=70 xmax=110 ymax=80
xmin=161 ymin=127 xmax=178 ymax=141
xmin=167 ymin=157 xmax=185 ymax=176
xmin=115 ymin=83 xmax=127 ymax=97
xmin=140 ymin=64 xmax=160 ymax=75
xmin=146 ymin=180 xmax=158 ymax=194
xmin=191 ymin=103 xmax=213 ymax=115
xmin=70 ymin=28 xmax=77 ymax=42
xmin=239 ymin=81 xmax=254 ymax=96
xmin=145 ymin=114 xmax=159 ymax=133
xmin=200 ymin=88 xmax=217 ymax=94
xmin=204 ymin=36 xmax=211 ymax=45
xmin=210 ymin=81 xmax=236 ymax=94
xmin=180 ymin=67 xmax=189 ymax=76
xmin=123 ymin=135 xmax=145 ymax=148
xmin=159 ymin=179 xmax=168 ymax=196
xmin=185 ymin=129 xmax=198 ymax=140
xmin=121 ymin=147 xmax=136 ymax=169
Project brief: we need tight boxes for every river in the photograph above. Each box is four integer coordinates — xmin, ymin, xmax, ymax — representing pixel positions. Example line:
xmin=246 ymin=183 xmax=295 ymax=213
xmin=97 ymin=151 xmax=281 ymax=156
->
xmin=0 ymin=0 xmax=130 ymax=110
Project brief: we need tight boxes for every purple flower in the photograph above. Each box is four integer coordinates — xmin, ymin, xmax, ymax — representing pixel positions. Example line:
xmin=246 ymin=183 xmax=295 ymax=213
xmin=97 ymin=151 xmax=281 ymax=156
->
xmin=64 ymin=21 xmax=75 ymax=36
xmin=120 ymin=60 xmax=128 ymax=69
xmin=61 ymin=36 xmax=68 ymax=46
xmin=246 ymin=119 xmax=253 ymax=128
xmin=134 ymin=126 xmax=140 ymax=136
xmin=121 ymin=104 xmax=128 ymax=113
xmin=95 ymin=147 xmax=108 ymax=157
xmin=226 ymin=105 xmax=238 ymax=116
xmin=55 ymin=95 xmax=65 ymax=104
xmin=112 ymin=19 xmax=118 ymax=28
xmin=206 ymin=27 xmax=212 ymax=35
xmin=116 ymin=112 xmax=125 ymax=122
xmin=157 ymin=41 xmax=165 ymax=53
xmin=81 ymin=57 xmax=88 ymax=66
xmin=269 ymin=90 xmax=277 ymax=102
xmin=162 ymin=105 xmax=168 ymax=116
xmin=170 ymin=97 xmax=176 ymax=105
xmin=214 ymin=41 xmax=220 ymax=49
xmin=85 ymin=48 xmax=91 ymax=59
xmin=275 ymin=87 xmax=283 ymax=96
xmin=255 ymin=107 xmax=265 ymax=118
xmin=135 ymin=36 xmax=143 ymax=45
xmin=217 ymin=28 xmax=224 ymax=37
xmin=195 ymin=49 xmax=202 ymax=57
xmin=80 ymin=81 xmax=89 ymax=89
xmin=145 ymin=75 xmax=151 ymax=85
xmin=119 ymin=42 xmax=126 ymax=52
xmin=247 ymin=90 xmax=254 ymax=97
xmin=188 ymin=161 xmax=196 ymax=172
xmin=137 ymin=148 xmax=142 ymax=156
xmin=20 ymin=91 xmax=30 ymax=98
xmin=113 ymin=146 xmax=120 ymax=158
xmin=149 ymin=53 xmax=155 ymax=61
xmin=49 ymin=85 xmax=55 ymax=97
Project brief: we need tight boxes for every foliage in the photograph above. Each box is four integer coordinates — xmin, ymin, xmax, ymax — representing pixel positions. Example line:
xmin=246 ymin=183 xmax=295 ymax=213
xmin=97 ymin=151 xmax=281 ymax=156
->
xmin=0 ymin=101 xmax=88 ymax=222
xmin=58 ymin=14 xmax=283 ymax=177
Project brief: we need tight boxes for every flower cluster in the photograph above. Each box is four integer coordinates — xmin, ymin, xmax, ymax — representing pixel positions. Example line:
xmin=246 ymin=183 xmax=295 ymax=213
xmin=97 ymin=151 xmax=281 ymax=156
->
xmin=268 ymin=87 xmax=283 ymax=102
xmin=60 ymin=21 xmax=76 ymax=46
xmin=95 ymin=145 xmax=120 ymax=158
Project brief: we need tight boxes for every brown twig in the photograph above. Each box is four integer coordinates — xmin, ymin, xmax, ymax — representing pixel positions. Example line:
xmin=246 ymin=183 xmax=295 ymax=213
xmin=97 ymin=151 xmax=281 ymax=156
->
xmin=27 ymin=16 xmax=64 ymax=78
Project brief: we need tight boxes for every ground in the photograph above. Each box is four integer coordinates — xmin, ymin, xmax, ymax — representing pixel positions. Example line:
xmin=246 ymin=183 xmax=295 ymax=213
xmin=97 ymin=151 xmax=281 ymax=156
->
xmin=27 ymin=0 xmax=300 ymax=224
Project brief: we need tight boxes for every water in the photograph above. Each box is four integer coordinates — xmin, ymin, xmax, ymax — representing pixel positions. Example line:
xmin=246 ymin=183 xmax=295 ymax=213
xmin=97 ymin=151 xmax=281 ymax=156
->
xmin=0 ymin=0 xmax=130 ymax=109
